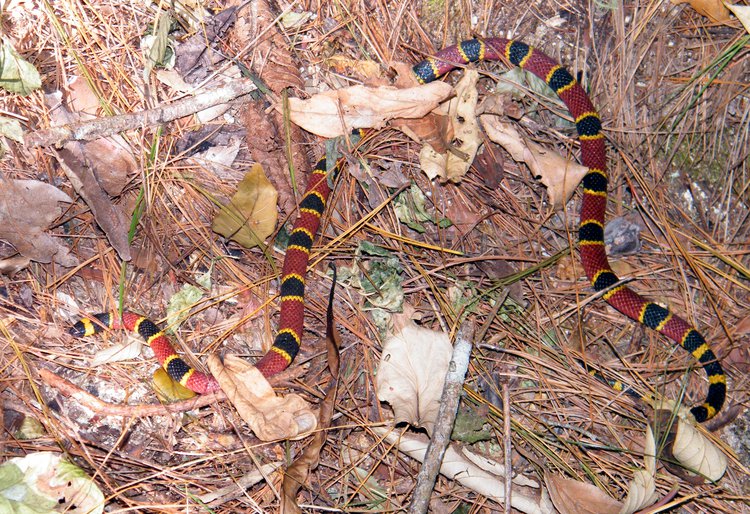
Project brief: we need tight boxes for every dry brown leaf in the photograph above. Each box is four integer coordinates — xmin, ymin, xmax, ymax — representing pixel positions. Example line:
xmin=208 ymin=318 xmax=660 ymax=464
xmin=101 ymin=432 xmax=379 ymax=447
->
xmin=545 ymin=472 xmax=622 ymax=514
xmin=391 ymin=113 xmax=450 ymax=154
xmin=60 ymin=78 xmax=136 ymax=196
xmin=732 ymin=313 xmax=750 ymax=337
xmin=56 ymin=147 xmax=132 ymax=261
xmin=726 ymin=3 xmax=750 ymax=33
xmin=207 ymin=354 xmax=317 ymax=441
xmin=671 ymin=0 xmax=731 ymax=22
xmin=0 ymin=179 xmax=76 ymax=266
xmin=374 ymin=428 xmax=555 ymax=514
xmin=231 ymin=0 xmax=303 ymax=93
xmin=376 ymin=320 xmax=452 ymax=435
xmin=481 ymin=115 xmax=588 ymax=209
xmin=45 ymin=88 xmax=135 ymax=261
xmin=417 ymin=69 xmax=483 ymax=183
xmin=287 ymin=82 xmax=453 ymax=138
xmin=212 ymin=163 xmax=278 ymax=248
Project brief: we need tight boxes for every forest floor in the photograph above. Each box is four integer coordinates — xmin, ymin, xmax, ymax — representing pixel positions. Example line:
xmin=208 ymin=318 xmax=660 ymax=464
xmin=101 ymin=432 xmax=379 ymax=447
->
xmin=1 ymin=0 xmax=749 ymax=512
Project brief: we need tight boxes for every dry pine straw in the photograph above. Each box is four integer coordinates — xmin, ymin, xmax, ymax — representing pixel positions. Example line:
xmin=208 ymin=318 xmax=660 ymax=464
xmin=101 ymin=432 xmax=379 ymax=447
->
xmin=2 ymin=0 xmax=748 ymax=511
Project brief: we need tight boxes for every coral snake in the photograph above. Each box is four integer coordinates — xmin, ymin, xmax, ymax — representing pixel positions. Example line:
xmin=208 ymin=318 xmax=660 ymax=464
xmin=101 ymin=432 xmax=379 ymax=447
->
xmin=71 ymin=38 xmax=725 ymax=422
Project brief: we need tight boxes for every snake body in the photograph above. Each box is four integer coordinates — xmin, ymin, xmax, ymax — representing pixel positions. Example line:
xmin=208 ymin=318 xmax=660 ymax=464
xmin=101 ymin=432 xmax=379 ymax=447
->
xmin=71 ymin=38 xmax=725 ymax=422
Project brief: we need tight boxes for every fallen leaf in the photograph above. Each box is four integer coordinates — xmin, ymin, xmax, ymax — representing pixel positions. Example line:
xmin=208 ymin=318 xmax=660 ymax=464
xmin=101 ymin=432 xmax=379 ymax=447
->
xmin=56 ymin=147 xmax=132 ymax=261
xmin=286 ymin=82 xmax=453 ymax=138
xmin=0 ymin=452 xmax=104 ymax=513
xmin=0 ymin=179 xmax=76 ymax=266
xmin=90 ymin=334 xmax=142 ymax=367
xmin=618 ymin=427 xmax=658 ymax=514
xmin=481 ymin=115 xmax=588 ymax=209
xmin=376 ymin=321 xmax=453 ymax=435
xmin=667 ymin=412 xmax=728 ymax=481
xmin=212 ymin=163 xmax=279 ymax=248
xmin=0 ymin=254 xmax=31 ymax=275
xmin=152 ymin=368 xmax=197 ymax=402
xmin=44 ymin=87 xmax=136 ymax=261
xmin=325 ymin=55 xmax=382 ymax=80
xmin=57 ymin=79 xmax=137 ymax=196
xmin=0 ymin=115 xmax=24 ymax=142
xmin=417 ymin=69 xmax=483 ymax=183
xmin=545 ymin=472 xmax=622 ymax=514
xmin=671 ymin=0 xmax=731 ymax=22
xmin=374 ymin=428 xmax=555 ymax=514
xmin=726 ymin=3 xmax=750 ymax=33
xmin=391 ymin=113 xmax=450 ymax=153
xmin=207 ymin=354 xmax=317 ymax=441
xmin=0 ymin=38 xmax=42 ymax=95
xmin=166 ymin=268 xmax=211 ymax=329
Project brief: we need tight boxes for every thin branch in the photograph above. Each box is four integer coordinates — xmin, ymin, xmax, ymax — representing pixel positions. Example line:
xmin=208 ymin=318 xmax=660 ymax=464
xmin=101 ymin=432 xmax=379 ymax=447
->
xmin=25 ymin=79 xmax=258 ymax=148
xmin=408 ymin=324 xmax=475 ymax=513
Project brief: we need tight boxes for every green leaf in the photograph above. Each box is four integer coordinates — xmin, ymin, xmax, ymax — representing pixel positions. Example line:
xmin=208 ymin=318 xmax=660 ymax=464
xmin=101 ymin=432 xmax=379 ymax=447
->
xmin=166 ymin=269 xmax=211 ymax=330
xmin=0 ymin=452 xmax=104 ymax=514
xmin=0 ymin=116 xmax=24 ymax=142
xmin=0 ymin=39 xmax=41 ymax=96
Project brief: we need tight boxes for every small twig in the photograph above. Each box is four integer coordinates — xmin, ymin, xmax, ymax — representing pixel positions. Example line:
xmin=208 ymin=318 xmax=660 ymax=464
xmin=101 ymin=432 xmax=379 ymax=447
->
xmin=408 ymin=324 xmax=475 ymax=514
xmin=502 ymin=375 xmax=512 ymax=514
xmin=25 ymin=79 xmax=258 ymax=148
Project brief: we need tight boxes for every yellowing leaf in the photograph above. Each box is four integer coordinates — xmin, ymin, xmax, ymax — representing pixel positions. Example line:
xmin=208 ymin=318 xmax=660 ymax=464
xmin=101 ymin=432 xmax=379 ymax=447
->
xmin=152 ymin=368 xmax=197 ymax=402
xmin=212 ymin=163 xmax=278 ymax=248
xmin=481 ymin=115 xmax=588 ymax=209
xmin=671 ymin=0 xmax=731 ymax=23
xmin=375 ymin=321 xmax=453 ymax=435
xmin=287 ymin=82 xmax=453 ymax=138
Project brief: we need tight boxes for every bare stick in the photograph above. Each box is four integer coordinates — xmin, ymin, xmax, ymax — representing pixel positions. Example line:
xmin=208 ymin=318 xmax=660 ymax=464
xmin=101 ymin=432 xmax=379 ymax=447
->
xmin=408 ymin=324 xmax=474 ymax=513
xmin=25 ymin=79 xmax=258 ymax=148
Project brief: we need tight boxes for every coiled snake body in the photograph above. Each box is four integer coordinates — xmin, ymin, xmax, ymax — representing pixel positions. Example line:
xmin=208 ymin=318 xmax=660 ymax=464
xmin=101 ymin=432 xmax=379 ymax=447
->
xmin=71 ymin=38 xmax=726 ymax=422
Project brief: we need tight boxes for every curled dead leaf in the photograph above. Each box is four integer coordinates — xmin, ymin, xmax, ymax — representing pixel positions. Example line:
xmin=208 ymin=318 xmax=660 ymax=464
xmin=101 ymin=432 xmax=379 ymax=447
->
xmin=376 ymin=321 xmax=453 ymax=435
xmin=481 ymin=115 xmax=588 ymax=209
xmin=374 ymin=428 xmax=555 ymax=514
xmin=207 ymin=354 xmax=316 ymax=441
xmin=287 ymin=82 xmax=453 ymax=138
xmin=666 ymin=413 xmax=728 ymax=481
xmin=618 ymin=427 xmax=658 ymax=514
xmin=416 ymin=69 xmax=483 ymax=183
xmin=545 ymin=472 xmax=622 ymax=514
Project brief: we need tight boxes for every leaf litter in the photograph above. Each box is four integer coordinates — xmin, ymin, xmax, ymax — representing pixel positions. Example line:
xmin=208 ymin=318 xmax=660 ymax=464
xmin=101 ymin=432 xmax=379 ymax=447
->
xmin=1 ymin=0 xmax=747 ymax=512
